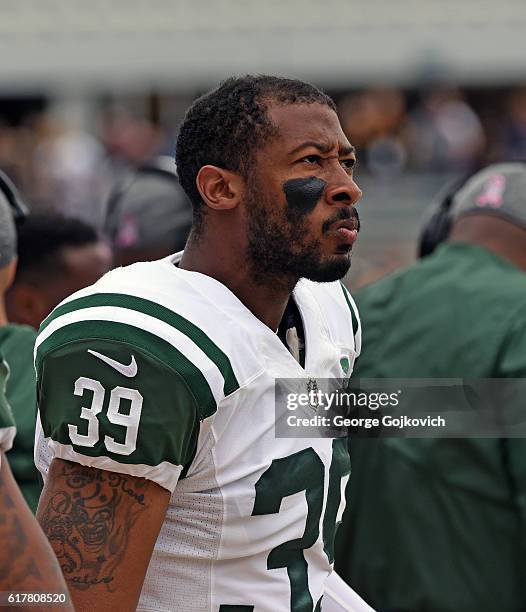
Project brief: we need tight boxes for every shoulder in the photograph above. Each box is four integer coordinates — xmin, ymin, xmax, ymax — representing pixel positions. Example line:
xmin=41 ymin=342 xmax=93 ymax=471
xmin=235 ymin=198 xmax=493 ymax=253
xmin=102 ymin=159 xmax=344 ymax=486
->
xmin=37 ymin=259 xmax=259 ymax=413
xmin=1 ymin=323 xmax=37 ymax=342
xmin=0 ymin=323 xmax=36 ymax=355
xmin=35 ymin=261 xmax=209 ymax=491
xmin=33 ymin=260 xmax=272 ymax=490
xmin=0 ymin=325 xmax=37 ymax=398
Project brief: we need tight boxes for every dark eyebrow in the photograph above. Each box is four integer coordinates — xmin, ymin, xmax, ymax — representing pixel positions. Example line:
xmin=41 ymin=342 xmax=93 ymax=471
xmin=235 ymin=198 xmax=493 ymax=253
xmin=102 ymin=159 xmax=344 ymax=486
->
xmin=288 ymin=141 xmax=356 ymax=157
xmin=340 ymin=144 xmax=356 ymax=157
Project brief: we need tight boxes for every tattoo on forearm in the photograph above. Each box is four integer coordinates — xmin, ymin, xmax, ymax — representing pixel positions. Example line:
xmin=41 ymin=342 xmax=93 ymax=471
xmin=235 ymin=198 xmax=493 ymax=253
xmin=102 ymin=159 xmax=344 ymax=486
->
xmin=0 ymin=487 xmax=50 ymax=591
xmin=40 ymin=462 xmax=150 ymax=591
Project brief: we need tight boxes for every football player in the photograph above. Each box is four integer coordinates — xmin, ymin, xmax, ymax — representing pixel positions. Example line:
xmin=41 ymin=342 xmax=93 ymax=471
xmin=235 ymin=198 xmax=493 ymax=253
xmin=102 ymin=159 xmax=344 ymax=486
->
xmin=35 ymin=75 xmax=362 ymax=611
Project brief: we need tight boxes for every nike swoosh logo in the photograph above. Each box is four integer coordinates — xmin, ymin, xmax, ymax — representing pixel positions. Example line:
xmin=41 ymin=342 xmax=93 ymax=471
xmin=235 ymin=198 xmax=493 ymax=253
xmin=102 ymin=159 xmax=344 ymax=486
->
xmin=88 ymin=350 xmax=138 ymax=378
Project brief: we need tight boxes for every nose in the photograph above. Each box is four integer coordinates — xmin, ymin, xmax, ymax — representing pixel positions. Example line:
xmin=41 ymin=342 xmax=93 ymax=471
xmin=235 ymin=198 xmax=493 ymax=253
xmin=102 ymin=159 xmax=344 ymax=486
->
xmin=325 ymin=178 xmax=362 ymax=207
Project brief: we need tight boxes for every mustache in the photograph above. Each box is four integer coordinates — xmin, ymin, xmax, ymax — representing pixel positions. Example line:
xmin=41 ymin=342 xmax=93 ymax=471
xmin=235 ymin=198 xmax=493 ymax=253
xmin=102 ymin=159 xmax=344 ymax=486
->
xmin=322 ymin=207 xmax=360 ymax=234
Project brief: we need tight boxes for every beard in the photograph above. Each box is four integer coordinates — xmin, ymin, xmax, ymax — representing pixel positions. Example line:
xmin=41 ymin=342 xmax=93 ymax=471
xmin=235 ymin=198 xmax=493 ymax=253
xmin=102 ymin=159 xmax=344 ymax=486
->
xmin=245 ymin=182 xmax=359 ymax=285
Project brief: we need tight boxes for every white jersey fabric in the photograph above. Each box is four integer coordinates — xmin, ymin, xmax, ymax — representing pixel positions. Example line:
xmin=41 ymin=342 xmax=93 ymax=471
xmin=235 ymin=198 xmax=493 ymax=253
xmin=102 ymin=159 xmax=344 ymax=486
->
xmin=323 ymin=573 xmax=375 ymax=612
xmin=34 ymin=253 xmax=361 ymax=612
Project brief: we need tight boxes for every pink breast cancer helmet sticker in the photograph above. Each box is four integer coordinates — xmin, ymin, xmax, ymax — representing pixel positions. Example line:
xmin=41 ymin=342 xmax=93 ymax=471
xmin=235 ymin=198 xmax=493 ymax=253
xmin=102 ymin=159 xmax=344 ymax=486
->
xmin=476 ymin=174 xmax=506 ymax=208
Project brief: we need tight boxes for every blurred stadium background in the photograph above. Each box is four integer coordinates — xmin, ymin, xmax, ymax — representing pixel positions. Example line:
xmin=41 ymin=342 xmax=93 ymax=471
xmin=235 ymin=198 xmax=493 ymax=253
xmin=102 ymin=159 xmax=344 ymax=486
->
xmin=1 ymin=0 xmax=525 ymax=287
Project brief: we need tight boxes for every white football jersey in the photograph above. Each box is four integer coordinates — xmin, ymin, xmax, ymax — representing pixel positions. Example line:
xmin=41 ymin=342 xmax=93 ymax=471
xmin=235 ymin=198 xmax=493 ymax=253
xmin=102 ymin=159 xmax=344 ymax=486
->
xmin=34 ymin=253 xmax=361 ymax=611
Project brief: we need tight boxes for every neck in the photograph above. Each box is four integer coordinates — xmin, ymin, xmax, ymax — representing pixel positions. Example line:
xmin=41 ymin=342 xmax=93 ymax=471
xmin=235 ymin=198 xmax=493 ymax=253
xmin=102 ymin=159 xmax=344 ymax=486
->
xmin=449 ymin=215 xmax=526 ymax=272
xmin=0 ymin=300 xmax=8 ymax=327
xmin=180 ymin=232 xmax=295 ymax=331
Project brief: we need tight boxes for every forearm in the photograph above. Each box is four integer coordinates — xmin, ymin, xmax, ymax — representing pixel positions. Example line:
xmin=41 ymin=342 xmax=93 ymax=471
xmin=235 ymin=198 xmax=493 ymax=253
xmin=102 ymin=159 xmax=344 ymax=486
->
xmin=37 ymin=458 xmax=169 ymax=612
xmin=0 ymin=455 xmax=73 ymax=611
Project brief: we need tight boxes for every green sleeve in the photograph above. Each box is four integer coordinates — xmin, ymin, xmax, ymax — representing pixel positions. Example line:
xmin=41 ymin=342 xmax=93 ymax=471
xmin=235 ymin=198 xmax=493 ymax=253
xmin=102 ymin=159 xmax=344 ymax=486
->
xmin=0 ymin=355 xmax=16 ymax=454
xmin=1 ymin=326 xmax=40 ymax=511
xmin=37 ymin=338 xmax=200 ymax=491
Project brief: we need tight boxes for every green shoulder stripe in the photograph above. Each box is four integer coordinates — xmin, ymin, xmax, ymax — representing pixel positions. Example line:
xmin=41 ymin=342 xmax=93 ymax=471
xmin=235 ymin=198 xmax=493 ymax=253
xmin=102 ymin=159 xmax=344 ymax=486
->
xmin=40 ymin=292 xmax=239 ymax=396
xmin=36 ymin=320 xmax=218 ymax=419
xmin=340 ymin=282 xmax=359 ymax=338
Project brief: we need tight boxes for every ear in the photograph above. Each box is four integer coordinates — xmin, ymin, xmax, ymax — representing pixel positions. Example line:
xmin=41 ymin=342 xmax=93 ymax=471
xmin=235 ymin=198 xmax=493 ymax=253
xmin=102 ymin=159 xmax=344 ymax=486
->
xmin=196 ymin=165 xmax=244 ymax=211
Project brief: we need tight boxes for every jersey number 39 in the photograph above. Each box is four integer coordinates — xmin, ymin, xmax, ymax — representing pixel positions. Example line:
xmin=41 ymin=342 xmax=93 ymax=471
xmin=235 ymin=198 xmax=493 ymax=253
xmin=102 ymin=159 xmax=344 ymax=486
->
xmin=68 ymin=376 xmax=143 ymax=456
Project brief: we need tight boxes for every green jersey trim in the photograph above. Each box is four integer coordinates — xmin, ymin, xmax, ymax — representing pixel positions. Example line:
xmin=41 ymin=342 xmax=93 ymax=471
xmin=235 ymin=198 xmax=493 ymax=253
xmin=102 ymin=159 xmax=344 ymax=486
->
xmin=50 ymin=440 xmax=183 ymax=492
xmin=40 ymin=292 xmax=239 ymax=397
xmin=340 ymin=282 xmax=359 ymax=339
xmin=36 ymin=320 xmax=218 ymax=419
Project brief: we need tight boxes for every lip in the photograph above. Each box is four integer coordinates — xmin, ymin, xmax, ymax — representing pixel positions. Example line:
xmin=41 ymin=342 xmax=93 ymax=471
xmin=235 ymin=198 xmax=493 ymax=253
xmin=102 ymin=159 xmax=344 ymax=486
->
xmin=328 ymin=219 xmax=359 ymax=245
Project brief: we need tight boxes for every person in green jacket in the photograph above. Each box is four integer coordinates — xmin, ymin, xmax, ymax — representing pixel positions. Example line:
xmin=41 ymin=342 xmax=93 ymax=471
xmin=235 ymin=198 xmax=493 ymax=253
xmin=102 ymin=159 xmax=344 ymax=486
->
xmin=335 ymin=162 xmax=526 ymax=612
xmin=0 ymin=178 xmax=111 ymax=512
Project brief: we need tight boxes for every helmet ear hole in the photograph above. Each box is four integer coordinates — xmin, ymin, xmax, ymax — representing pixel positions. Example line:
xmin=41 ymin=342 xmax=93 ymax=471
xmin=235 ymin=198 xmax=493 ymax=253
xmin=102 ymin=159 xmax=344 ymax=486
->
xmin=418 ymin=196 xmax=454 ymax=258
xmin=418 ymin=175 xmax=471 ymax=258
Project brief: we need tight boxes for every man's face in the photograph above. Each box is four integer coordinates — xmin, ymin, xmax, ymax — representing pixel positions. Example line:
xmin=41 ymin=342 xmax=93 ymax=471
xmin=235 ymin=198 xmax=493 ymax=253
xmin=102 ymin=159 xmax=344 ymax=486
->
xmin=244 ymin=102 xmax=361 ymax=284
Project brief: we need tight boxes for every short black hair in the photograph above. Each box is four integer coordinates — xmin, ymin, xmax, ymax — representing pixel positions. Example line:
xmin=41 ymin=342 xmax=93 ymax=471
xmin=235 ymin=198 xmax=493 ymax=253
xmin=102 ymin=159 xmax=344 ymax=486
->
xmin=176 ymin=74 xmax=336 ymax=230
xmin=15 ymin=214 xmax=100 ymax=285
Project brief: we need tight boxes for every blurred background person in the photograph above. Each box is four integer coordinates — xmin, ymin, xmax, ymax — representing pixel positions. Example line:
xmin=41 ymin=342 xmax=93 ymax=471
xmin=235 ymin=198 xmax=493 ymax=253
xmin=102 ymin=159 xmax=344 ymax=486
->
xmin=335 ymin=162 xmax=526 ymax=612
xmin=403 ymin=87 xmax=485 ymax=172
xmin=2 ymin=212 xmax=111 ymax=511
xmin=6 ymin=214 xmax=112 ymax=330
xmin=103 ymin=155 xmax=192 ymax=266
